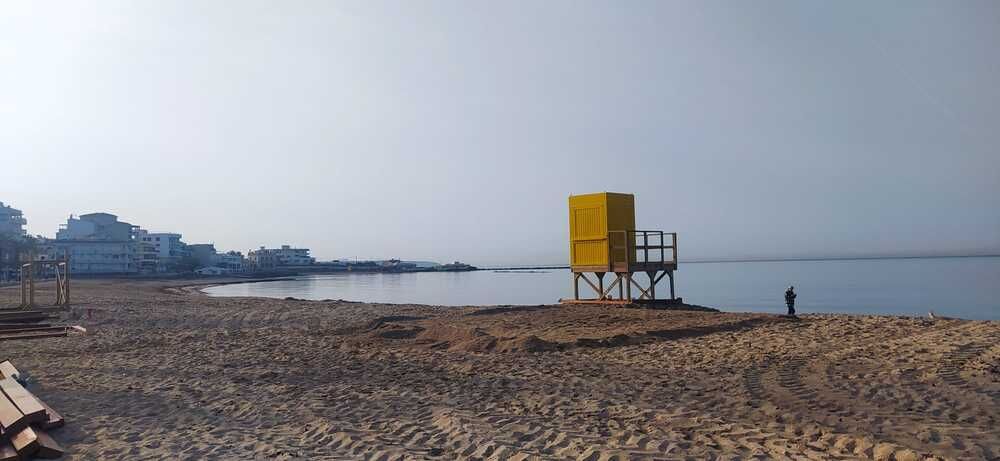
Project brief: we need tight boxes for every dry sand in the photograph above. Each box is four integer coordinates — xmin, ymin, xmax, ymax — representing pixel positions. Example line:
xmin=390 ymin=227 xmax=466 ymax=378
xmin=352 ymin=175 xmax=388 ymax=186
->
xmin=1 ymin=279 xmax=998 ymax=460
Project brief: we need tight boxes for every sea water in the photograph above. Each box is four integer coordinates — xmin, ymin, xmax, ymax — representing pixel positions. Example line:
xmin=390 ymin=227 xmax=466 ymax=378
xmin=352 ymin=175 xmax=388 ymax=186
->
xmin=203 ymin=256 xmax=1000 ymax=320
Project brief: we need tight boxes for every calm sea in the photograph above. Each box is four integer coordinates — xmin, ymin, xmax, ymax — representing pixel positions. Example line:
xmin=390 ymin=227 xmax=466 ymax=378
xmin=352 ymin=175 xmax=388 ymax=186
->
xmin=203 ymin=256 xmax=1000 ymax=320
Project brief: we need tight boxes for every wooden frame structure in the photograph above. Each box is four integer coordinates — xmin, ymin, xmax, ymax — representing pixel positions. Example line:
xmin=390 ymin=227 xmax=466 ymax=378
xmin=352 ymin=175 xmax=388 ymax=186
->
xmin=18 ymin=260 xmax=70 ymax=309
xmin=566 ymin=230 xmax=677 ymax=304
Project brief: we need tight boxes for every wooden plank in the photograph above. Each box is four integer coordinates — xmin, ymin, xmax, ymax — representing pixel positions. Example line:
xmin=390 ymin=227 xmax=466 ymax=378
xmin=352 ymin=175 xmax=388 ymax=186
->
xmin=33 ymin=429 xmax=65 ymax=459
xmin=0 ymin=327 xmax=68 ymax=335
xmin=0 ymin=311 xmax=47 ymax=318
xmin=0 ymin=322 xmax=51 ymax=330
xmin=10 ymin=427 xmax=38 ymax=458
xmin=0 ymin=363 xmax=17 ymax=380
xmin=37 ymin=398 xmax=64 ymax=430
xmin=0 ymin=379 xmax=63 ymax=429
xmin=0 ymin=331 xmax=68 ymax=342
xmin=0 ymin=314 xmax=55 ymax=324
xmin=0 ymin=443 xmax=17 ymax=461
xmin=0 ymin=379 xmax=46 ymax=424
xmin=13 ymin=307 xmax=66 ymax=314
xmin=0 ymin=392 xmax=26 ymax=438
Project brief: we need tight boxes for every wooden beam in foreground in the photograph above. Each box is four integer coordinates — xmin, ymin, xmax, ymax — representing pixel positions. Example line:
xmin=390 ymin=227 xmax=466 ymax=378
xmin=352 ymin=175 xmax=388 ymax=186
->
xmin=0 ymin=362 xmax=64 ymax=429
xmin=0 ymin=379 xmax=46 ymax=425
xmin=0 ymin=391 xmax=27 ymax=440
xmin=0 ymin=363 xmax=17 ymax=380
xmin=37 ymin=398 xmax=64 ymax=430
xmin=10 ymin=426 xmax=39 ymax=458
xmin=33 ymin=429 xmax=65 ymax=459
xmin=0 ymin=442 xmax=17 ymax=461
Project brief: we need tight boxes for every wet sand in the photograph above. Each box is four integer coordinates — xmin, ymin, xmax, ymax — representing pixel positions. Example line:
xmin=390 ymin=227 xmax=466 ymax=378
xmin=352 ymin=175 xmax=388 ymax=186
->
xmin=1 ymin=279 xmax=998 ymax=460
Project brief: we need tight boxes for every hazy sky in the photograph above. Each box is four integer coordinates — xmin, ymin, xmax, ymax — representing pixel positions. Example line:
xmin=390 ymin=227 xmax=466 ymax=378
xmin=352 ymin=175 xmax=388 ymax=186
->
xmin=2 ymin=1 xmax=998 ymax=264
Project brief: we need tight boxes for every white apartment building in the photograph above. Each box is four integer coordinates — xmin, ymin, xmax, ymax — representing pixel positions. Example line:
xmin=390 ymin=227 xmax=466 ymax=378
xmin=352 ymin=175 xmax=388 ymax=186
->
xmin=248 ymin=245 xmax=315 ymax=269
xmin=0 ymin=201 xmax=27 ymax=281
xmin=0 ymin=202 xmax=27 ymax=237
xmin=56 ymin=213 xmax=136 ymax=241
xmin=213 ymin=251 xmax=248 ymax=273
xmin=37 ymin=212 xmax=140 ymax=274
xmin=37 ymin=240 xmax=136 ymax=274
xmin=136 ymin=231 xmax=187 ymax=272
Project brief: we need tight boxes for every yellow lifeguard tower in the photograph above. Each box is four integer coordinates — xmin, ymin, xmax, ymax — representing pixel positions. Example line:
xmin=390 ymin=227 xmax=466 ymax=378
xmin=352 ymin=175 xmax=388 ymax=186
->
xmin=565 ymin=192 xmax=677 ymax=303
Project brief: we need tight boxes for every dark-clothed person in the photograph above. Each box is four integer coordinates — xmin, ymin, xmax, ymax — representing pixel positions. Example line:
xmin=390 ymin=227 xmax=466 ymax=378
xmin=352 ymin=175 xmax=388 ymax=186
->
xmin=785 ymin=286 xmax=797 ymax=316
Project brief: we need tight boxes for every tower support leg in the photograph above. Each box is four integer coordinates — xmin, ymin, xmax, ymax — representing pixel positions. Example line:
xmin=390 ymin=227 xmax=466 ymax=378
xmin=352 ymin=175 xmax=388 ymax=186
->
xmin=668 ymin=270 xmax=675 ymax=300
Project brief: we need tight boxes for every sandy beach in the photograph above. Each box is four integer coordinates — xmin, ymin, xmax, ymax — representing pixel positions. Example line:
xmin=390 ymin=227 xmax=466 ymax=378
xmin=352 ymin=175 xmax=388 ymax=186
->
xmin=1 ymin=279 xmax=998 ymax=460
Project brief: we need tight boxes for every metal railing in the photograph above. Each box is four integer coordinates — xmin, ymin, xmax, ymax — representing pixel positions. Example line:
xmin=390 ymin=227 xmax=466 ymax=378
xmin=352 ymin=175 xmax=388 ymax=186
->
xmin=608 ymin=230 xmax=677 ymax=269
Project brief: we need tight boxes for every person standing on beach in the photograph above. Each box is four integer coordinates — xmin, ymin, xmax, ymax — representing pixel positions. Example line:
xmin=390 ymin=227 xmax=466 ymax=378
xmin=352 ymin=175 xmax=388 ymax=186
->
xmin=785 ymin=286 xmax=797 ymax=316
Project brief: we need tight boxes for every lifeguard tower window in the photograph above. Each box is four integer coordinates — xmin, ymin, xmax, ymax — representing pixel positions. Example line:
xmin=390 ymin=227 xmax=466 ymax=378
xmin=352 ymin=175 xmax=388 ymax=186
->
xmin=565 ymin=192 xmax=678 ymax=304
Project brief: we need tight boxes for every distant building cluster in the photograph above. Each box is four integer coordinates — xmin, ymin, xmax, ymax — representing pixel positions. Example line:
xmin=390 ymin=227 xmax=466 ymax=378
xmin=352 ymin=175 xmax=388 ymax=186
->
xmin=247 ymin=245 xmax=315 ymax=269
xmin=0 ymin=200 xmax=315 ymax=277
xmin=0 ymin=202 xmax=28 ymax=280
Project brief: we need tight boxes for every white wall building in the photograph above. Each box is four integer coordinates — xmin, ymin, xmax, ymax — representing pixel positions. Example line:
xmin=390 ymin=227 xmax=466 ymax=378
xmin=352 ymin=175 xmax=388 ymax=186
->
xmin=213 ymin=251 xmax=248 ymax=273
xmin=248 ymin=245 xmax=315 ymax=269
xmin=38 ymin=240 xmax=137 ymax=274
xmin=0 ymin=202 xmax=27 ymax=237
xmin=57 ymin=213 xmax=136 ymax=241
xmin=136 ymin=231 xmax=187 ymax=272
xmin=45 ymin=212 xmax=139 ymax=274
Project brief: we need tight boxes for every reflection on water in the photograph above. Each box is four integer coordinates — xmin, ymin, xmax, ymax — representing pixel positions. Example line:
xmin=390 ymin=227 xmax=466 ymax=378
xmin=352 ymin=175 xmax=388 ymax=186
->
xmin=203 ymin=257 xmax=1000 ymax=320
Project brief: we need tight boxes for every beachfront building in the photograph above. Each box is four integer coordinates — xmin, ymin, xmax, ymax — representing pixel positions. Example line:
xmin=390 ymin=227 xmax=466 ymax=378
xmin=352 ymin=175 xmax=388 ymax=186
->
xmin=0 ymin=202 xmax=27 ymax=238
xmin=187 ymin=243 xmax=217 ymax=267
xmin=41 ymin=212 xmax=140 ymax=274
xmin=56 ymin=213 xmax=136 ymax=241
xmin=137 ymin=231 xmax=188 ymax=272
xmin=213 ymin=251 xmax=248 ymax=273
xmin=37 ymin=239 xmax=137 ymax=274
xmin=0 ymin=201 xmax=29 ymax=281
xmin=133 ymin=229 xmax=159 ymax=273
xmin=248 ymin=245 xmax=314 ymax=269
xmin=187 ymin=244 xmax=248 ymax=274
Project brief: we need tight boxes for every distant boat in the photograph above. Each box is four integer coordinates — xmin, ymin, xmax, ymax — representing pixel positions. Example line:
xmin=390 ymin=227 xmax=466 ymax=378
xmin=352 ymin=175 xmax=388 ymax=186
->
xmin=436 ymin=261 xmax=477 ymax=272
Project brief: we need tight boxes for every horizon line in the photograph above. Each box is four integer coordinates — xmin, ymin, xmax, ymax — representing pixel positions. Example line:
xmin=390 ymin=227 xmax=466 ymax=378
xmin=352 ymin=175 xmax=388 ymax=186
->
xmin=475 ymin=253 xmax=1000 ymax=269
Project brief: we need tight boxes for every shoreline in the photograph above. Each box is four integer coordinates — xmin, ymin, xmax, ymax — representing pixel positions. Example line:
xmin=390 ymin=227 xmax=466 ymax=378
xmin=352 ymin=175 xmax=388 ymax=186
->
xmin=192 ymin=277 xmax=981 ymax=321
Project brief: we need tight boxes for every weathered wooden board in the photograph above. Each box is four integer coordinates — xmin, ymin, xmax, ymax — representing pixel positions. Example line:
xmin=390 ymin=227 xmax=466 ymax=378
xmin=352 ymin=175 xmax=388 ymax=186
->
xmin=0 ymin=392 xmax=26 ymax=437
xmin=0 ymin=323 xmax=51 ymax=330
xmin=0 ymin=362 xmax=17 ymax=380
xmin=38 ymin=397 xmax=64 ymax=430
xmin=0 ymin=326 xmax=68 ymax=335
xmin=0 ymin=442 xmax=17 ymax=461
xmin=10 ymin=427 xmax=38 ymax=458
xmin=33 ymin=429 xmax=65 ymax=459
xmin=0 ymin=379 xmax=46 ymax=423
xmin=0 ymin=331 xmax=68 ymax=342
xmin=0 ymin=315 xmax=55 ymax=324
xmin=0 ymin=311 xmax=47 ymax=319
